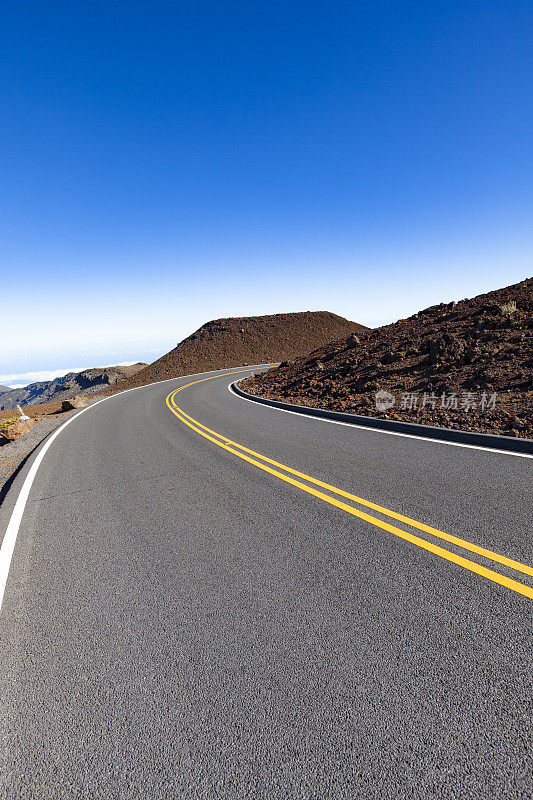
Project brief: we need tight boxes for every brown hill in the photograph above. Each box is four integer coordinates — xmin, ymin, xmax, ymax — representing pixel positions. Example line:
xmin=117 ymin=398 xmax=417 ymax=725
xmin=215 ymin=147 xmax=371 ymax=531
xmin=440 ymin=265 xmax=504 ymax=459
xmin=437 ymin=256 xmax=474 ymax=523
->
xmin=241 ymin=278 xmax=533 ymax=438
xmin=98 ymin=312 xmax=369 ymax=396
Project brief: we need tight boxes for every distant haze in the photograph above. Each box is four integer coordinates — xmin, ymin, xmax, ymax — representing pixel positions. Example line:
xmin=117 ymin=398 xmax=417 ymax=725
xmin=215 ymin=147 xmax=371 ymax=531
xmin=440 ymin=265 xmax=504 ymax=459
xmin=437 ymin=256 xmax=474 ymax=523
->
xmin=0 ymin=362 xmax=152 ymax=390
xmin=2 ymin=3 xmax=531 ymax=375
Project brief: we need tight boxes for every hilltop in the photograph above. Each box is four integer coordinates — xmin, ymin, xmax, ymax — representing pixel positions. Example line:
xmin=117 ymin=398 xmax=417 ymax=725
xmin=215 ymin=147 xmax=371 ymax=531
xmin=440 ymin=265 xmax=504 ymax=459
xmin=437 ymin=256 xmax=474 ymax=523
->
xmin=0 ymin=363 xmax=147 ymax=411
xmin=98 ymin=312 xmax=368 ymax=395
xmin=241 ymin=278 xmax=533 ymax=438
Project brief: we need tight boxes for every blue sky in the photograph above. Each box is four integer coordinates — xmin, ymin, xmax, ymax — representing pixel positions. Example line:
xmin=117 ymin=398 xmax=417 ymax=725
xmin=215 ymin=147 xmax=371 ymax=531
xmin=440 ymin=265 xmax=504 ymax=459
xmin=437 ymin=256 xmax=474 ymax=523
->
xmin=1 ymin=1 xmax=531 ymax=385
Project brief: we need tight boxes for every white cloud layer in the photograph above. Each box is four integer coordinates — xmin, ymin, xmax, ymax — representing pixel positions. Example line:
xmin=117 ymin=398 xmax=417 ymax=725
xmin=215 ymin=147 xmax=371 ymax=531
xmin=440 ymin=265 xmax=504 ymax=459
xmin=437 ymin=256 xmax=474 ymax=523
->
xmin=0 ymin=363 xmax=141 ymax=389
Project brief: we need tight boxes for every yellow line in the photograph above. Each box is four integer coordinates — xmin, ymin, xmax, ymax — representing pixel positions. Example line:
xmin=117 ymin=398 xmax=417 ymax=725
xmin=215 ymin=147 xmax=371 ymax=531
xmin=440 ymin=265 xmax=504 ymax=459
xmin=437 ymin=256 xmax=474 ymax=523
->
xmin=166 ymin=375 xmax=533 ymax=599
xmin=170 ymin=380 xmax=533 ymax=579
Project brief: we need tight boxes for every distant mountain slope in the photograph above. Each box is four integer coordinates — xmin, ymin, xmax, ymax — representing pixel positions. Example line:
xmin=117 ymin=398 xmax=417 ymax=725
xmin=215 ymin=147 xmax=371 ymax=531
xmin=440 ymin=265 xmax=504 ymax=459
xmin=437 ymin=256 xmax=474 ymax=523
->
xmin=242 ymin=278 xmax=533 ymax=438
xmin=0 ymin=363 xmax=147 ymax=411
xmin=0 ymin=385 xmax=9 ymax=393
xmin=98 ymin=312 xmax=369 ymax=395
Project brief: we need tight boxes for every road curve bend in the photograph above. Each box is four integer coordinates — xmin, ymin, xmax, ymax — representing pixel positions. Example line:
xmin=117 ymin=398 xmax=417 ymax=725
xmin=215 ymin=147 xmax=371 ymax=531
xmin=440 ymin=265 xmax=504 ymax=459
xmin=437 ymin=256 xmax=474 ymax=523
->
xmin=0 ymin=366 xmax=531 ymax=799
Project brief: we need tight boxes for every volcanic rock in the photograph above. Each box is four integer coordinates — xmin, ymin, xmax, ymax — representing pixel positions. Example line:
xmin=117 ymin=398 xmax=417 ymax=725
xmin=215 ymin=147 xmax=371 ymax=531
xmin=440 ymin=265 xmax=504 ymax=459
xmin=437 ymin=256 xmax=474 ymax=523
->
xmin=1 ymin=418 xmax=34 ymax=442
xmin=242 ymin=278 xmax=533 ymax=438
xmin=62 ymin=394 xmax=90 ymax=411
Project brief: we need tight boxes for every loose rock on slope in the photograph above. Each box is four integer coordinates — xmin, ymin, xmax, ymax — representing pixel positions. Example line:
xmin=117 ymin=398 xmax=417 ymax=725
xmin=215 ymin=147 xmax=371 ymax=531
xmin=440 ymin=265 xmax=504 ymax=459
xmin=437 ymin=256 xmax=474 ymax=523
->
xmin=242 ymin=278 xmax=533 ymax=438
xmin=0 ymin=418 xmax=34 ymax=443
xmin=61 ymin=394 xmax=90 ymax=411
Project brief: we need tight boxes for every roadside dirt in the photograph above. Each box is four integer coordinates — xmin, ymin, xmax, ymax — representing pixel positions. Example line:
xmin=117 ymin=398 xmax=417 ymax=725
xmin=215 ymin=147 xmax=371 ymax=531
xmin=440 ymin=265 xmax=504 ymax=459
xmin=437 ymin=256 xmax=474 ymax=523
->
xmin=242 ymin=278 xmax=533 ymax=438
xmin=0 ymin=406 xmax=88 ymax=505
xmin=0 ymin=402 xmax=62 ymax=422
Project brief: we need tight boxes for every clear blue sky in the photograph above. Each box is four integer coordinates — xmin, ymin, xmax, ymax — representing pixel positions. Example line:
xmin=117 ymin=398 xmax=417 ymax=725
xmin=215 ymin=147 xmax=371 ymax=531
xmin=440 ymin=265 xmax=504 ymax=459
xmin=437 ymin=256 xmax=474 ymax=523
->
xmin=1 ymin=1 xmax=531 ymax=384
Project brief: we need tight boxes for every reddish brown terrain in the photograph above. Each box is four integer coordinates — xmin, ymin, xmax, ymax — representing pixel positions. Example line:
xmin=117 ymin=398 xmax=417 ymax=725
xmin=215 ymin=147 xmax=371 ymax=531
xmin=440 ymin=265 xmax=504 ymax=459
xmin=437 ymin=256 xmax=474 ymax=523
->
xmin=97 ymin=312 xmax=368 ymax=396
xmin=241 ymin=278 xmax=533 ymax=438
xmin=0 ymin=312 xmax=367 ymax=494
xmin=0 ymin=402 xmax=62 ymax=423
xmin=0 ymin=312 xmax=366 ymax=425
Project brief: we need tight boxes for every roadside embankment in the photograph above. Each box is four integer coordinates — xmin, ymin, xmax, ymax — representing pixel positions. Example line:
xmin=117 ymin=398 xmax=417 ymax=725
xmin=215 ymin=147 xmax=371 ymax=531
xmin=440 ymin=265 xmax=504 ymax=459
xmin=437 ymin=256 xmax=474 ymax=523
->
xmin=0 ymin=403 xmax=94 ymax=505
xmin=241 ymin=278 xmax=533 ymax=439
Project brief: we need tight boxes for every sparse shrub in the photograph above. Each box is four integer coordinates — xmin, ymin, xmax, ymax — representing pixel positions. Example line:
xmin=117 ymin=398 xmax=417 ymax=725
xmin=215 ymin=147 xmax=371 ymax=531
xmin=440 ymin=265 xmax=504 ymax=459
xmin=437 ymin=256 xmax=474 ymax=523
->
xmin=498 ymin=301 xmax=517 ymax=315
xmin=0 ymin=418 xmax=17 ymax=430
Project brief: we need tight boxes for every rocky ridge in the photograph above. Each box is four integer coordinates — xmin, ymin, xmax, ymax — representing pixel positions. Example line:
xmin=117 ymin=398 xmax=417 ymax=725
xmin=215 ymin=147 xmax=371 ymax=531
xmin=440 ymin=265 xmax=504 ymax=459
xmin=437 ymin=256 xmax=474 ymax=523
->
xmin=242 ymin=278 xmax=533 ymax=438
xmin=0 ymin=363 xmax=147 ymax=411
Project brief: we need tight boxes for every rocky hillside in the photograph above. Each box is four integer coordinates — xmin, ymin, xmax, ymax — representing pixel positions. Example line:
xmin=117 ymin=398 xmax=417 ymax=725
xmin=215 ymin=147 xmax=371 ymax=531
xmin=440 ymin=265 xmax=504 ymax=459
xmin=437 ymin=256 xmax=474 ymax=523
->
xmin=0 ymin=363 xmax=147 ymax=411
xmin=242 ymin=278 xmax=533 ymax=438
xmin=98 ymin=312 xmax=368 ymax=395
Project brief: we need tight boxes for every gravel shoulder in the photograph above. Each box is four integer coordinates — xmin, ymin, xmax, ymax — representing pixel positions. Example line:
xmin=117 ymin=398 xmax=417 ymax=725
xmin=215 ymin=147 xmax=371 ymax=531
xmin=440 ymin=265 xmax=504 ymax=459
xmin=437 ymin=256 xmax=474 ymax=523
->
xmin=0 ymin=406 xmax=88 ymax=505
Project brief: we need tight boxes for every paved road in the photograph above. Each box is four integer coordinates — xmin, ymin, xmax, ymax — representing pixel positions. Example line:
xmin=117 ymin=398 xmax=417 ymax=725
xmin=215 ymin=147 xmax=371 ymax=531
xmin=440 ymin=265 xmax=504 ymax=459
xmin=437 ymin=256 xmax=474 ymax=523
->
xmin=0 ymin=367 xmax=531 ymax=799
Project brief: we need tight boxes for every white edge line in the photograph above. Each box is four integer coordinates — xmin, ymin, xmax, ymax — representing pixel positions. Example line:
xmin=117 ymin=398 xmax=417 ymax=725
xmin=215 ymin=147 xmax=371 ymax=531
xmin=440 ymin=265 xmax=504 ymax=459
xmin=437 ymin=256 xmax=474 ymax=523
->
xmin=0 ymin=364 xmax=271 ymax=615
xmin=228 ymin=382 xmax=533 ymax=460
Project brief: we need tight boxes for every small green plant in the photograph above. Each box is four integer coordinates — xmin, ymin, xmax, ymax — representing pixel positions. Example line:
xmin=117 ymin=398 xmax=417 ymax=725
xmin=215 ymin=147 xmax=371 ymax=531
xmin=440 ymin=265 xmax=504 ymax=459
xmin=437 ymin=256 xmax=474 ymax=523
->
xmin=0 ymin=418 xmax=17 ymax=430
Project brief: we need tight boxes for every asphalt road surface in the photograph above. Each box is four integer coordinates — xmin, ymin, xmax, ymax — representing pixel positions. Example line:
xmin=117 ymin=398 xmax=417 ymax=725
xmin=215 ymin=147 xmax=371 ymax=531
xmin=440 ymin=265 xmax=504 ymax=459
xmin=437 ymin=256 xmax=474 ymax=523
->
xmin=0 ymin=367 xmax=531 ymax=799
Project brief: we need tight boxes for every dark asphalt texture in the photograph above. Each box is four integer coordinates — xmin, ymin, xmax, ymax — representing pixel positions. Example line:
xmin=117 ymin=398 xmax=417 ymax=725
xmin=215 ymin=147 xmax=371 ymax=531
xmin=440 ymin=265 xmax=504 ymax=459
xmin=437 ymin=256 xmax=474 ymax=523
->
xmin=0 ymin=367 xmax=531 ymax=799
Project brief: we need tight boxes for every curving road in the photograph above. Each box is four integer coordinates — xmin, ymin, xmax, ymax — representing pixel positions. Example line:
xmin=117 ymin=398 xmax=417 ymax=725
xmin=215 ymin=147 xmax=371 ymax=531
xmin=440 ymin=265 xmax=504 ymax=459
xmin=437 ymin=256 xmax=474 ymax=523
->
xmin=0 ymin=367 xmax=531 ymax=799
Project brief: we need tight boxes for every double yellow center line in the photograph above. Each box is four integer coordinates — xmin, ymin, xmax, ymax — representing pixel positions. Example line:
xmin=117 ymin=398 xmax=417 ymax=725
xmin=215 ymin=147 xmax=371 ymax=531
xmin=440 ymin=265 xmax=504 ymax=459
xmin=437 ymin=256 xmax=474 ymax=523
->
xmin=166 ymin=372 xmax=533 ymax=599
